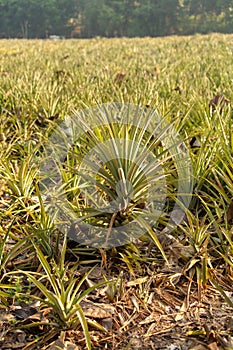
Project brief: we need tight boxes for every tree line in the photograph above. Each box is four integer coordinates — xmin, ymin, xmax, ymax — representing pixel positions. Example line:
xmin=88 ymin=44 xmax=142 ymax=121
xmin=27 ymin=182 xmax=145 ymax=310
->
xmin=0 ymin=0 xmax=232 ymax=39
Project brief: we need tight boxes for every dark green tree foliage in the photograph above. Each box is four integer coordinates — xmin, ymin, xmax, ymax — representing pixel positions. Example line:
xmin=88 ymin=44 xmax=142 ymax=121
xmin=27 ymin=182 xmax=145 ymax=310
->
xmin=0 ymin=0 xmax=78 ymax=38
xmin=0 ymin=0 xmax=232 ymax=38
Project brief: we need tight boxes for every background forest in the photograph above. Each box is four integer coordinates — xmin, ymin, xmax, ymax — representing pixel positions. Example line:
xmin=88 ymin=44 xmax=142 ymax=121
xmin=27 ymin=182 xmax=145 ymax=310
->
xmin=0 ymin=0 xmax=233 ymax=39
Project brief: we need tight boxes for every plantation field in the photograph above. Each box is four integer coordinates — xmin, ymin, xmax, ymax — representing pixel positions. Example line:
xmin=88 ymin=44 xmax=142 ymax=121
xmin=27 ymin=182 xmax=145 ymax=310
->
xmin=0 ymin=34 xmax=233 ymax=349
